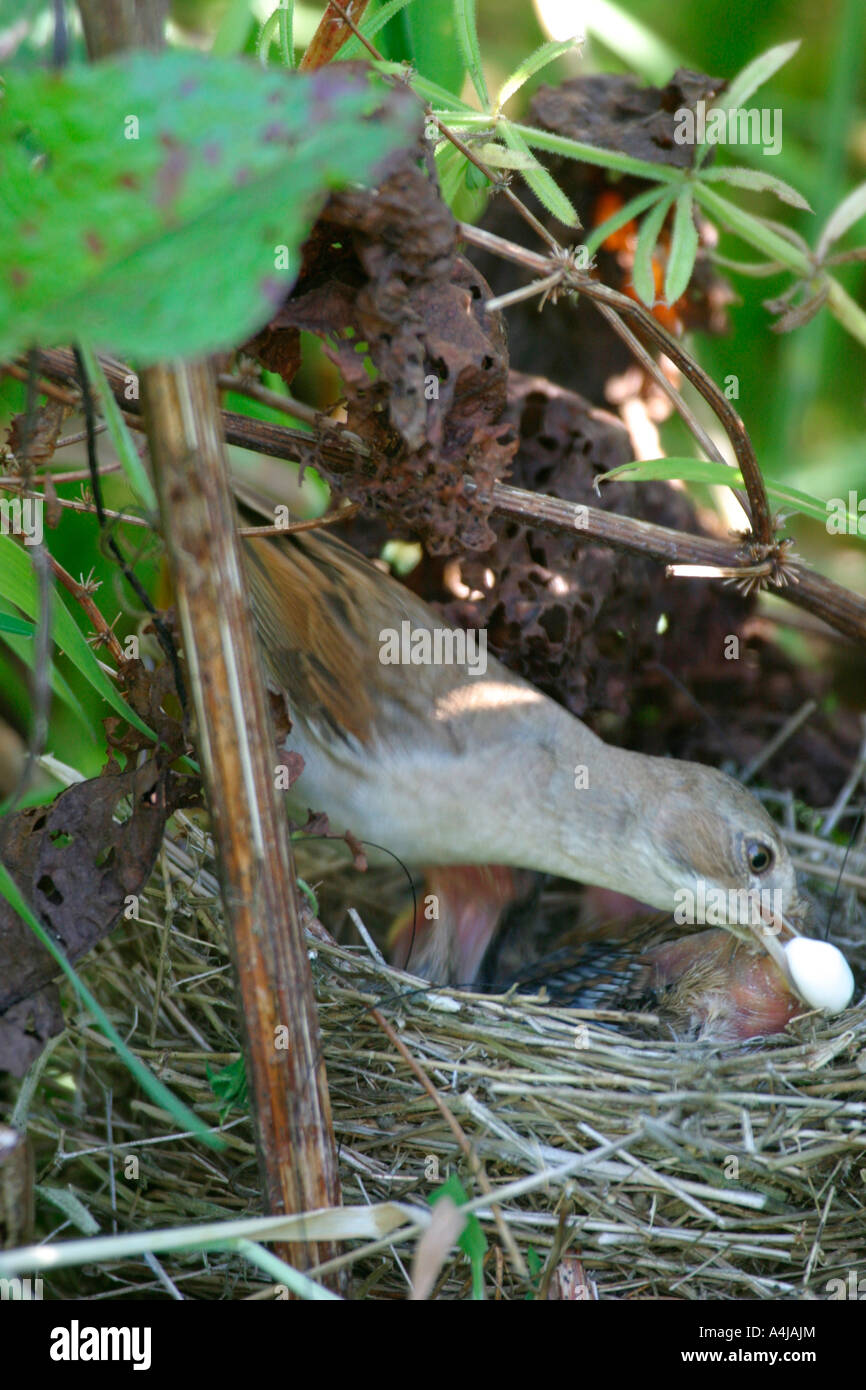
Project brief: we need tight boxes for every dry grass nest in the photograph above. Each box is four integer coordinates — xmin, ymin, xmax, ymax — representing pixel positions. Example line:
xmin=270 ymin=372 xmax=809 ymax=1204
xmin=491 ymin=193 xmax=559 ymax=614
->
xmin=18 ymin=810 xmax=866 ymax=1301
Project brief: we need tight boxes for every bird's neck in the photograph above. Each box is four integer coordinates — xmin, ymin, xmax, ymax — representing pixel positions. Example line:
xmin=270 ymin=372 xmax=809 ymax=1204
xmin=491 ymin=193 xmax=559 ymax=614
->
xmin=491 ymin=698 xmax=674 ymax=909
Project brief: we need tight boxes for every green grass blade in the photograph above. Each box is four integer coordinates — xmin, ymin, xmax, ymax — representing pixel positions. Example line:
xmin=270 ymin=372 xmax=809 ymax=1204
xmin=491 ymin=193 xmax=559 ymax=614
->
xmin=0 ymin=593 xmax=92 ymax=732
xmin=579 ymin=0 xmax=680 ymax=84
xmin=77 ymin=343 xmax=158 ymax=515
xmin=0 ymin=534 xmax=153 ymax=738
xmin=699 ymin=165 xmax=811 ymax=212
xmin=0 ymin=610 xmax=34 ymax=635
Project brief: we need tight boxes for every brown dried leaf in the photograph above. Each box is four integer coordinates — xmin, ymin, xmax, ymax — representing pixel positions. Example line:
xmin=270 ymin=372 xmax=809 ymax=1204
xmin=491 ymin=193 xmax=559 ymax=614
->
xmin=438 ymin=371 xmax=737 ymax=719
xmin=530 ymin=68 xmax=726 ymax=172
xmin=0 ymin=757 xmax=183 ymax=1074
xmin=248 ymin=149 xmax=517 ymax=552
xmin=5 ymin=398 xmax=69 ymax=472
xmin=768 ymin=284 xmax=829 ymax=333
xmin=409 ymin=1196 xmax=466 ymax=1300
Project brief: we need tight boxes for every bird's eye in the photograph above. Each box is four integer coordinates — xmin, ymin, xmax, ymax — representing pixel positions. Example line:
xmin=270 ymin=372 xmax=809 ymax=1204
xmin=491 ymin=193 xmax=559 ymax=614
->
xmin=747 ymin=841 xmax=774 ymax=874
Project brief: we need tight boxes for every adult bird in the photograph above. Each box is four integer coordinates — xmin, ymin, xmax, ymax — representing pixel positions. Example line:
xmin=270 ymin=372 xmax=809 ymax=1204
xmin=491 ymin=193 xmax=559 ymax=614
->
xmin=239 ymin=513 xmax=830 ymax=1023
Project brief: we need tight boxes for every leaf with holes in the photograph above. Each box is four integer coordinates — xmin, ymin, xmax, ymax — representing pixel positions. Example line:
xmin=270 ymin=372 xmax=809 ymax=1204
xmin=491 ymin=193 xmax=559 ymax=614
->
xmin=0 ymin=53 xmax=417 ymax=362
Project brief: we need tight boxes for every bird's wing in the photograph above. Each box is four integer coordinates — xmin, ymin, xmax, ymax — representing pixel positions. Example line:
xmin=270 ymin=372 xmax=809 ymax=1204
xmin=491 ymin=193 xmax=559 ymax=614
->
xmin=242 ymin=522 xmax=533 ymax=755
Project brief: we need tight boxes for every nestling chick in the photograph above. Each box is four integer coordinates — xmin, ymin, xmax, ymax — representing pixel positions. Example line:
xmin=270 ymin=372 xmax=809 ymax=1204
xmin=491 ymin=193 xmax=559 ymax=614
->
xmin=502 ymin=921 xmax=803 ymax=1042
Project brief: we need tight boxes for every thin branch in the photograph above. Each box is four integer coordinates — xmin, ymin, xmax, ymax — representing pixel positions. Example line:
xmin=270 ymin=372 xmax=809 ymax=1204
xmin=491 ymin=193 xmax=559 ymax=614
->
xmin=47 ymin=555 xmax=125 ymax=666
xmin=75 ymin=0 xmax=342 ymax=1281
xmin=25 ymin=351 xmax=866 ymax=646
xmin=458 ymin=221 xmax=775 ymax=545
xmin=216 ymin=373 xmax=321 ymax=428
xmin=53 ymin=426 xmax=109 ymax=453
xmin=238 ymin=503 xmax=361 ymax=537
xmin=0 ymin=479 xmax=150 ymax=528
xmin=73 ymin=347 xmax=188 ymax=716
xmin=2 ymin=361 xmax=79 ymax=407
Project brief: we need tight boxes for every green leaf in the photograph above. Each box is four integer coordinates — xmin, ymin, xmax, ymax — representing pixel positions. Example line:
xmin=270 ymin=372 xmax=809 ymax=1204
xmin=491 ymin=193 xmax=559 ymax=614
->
xmin=256 ymin=7 xmax=296 ymax=68
xmin=600 ymin=457 xmax=744 ymax=487
xmin=472 ymin=141 xmax=541 ymax=171
xmin=525 ymin=1244 xmax=543 ymax=1299
xmin=0 ymin=593 xmax=91 ymax=732
xmin=692 ymin=183 xmax=812 ymax=277
xmin=0 ymin=535 xmax=153 ymax=738
xmin=664 ymin=189 xmax=698 ymax=304
xmin=695 ymin=40 xmax=800 ymax=170
xmin=340 ymin=0 xmax=418 ymax=58
xmin=207 ymin=1055 xmax=248 ymax=1120
xmin=582 ymin=185 xmax=668 ymax=259
xmin=429 ymin=1175 xmax=487 ymax=1300
xmin=371 ymin=59 xmax=476 ymax=113
xmin=435 ymin=143 xmax=471 ymax=206
xmin=401 ymin=0 xmax=464 ymax=97
xmin=598 ymin=457 xmax=860 ymax=529
xmin=694 ymin=40 xmax=800 ymax=170
xmin=77 ymin=343 xmax=158 ymax=515
xmin=257 ymin=11 xmax=280 ymax=65
xmin=212 ymin=0 xmax=255 ymax=55
xmin=817 ymin=181 xmax=866 ymax=257
xmin=35 ymin=1185 xmax=100 ymax=1236
xmin=512 ymin=119 xmax=684 ymax=184
xmin=632 ymin=189 xmax=677 ymax=306
xmin=496 ymin=38 xmax=580 ymax=110
xmin=699 ymin=165 xmax=811 ymax=212
xmin=278 ymin=0 xmax=296 ymax=69
xmin=296 ymin=876 xmax=319 ymax=914
xmin=453 ymin=0 xmax=489 ymax=110
xmin=0 ymin=54 xmax=416 ymax=364
xmin=499 ymin=121 xmax=579 ymax=227
xmin=721 ymin=40 xmax=801 ymax=116
xmin=0 ymin=610 xmax=34 ymax=636
xmin=0 ymin=860 xmax=222 ymax=1149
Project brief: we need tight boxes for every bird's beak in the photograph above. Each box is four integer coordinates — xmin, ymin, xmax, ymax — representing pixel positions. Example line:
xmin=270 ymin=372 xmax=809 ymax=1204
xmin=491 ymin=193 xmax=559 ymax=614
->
xmin=751 ymin=900 xmax=806 ymax=1003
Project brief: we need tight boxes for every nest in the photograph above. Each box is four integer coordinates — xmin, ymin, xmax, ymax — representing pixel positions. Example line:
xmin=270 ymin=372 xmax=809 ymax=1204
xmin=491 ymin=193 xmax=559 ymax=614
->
xmin=18 ymin=813 xmax=866 ymax=1301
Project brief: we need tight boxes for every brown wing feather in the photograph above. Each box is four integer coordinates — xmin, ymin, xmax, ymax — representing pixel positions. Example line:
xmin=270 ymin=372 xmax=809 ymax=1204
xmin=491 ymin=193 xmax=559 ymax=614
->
xmin=239 ymin=498 xmax=535 ymax=762
xmin=244 ymin=533 xmax=380 ymax=744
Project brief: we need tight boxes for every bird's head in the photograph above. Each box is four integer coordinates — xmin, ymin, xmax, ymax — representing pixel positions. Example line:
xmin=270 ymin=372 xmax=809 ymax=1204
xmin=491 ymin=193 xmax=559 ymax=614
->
xmin=597 ymin=754 xmax=855 ymax=1022
xmin=625 ymin=758 xmax=805 ymax=962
